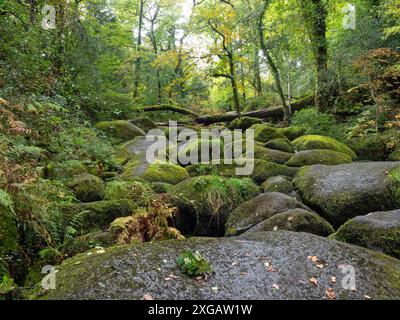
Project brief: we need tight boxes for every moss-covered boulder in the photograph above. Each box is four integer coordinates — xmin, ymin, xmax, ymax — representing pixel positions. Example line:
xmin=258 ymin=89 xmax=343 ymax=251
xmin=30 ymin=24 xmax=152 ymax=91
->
xmin=293 ymin=162 xmax=400 ymax=227
xmin=186 ymin=163 xmax=237 ymax=177
xmin=62 ymin=200 xmax=137 ymax=234
xmin=95 ymin=120 xmax=145 ymax=142
xmin=250 ymin=159 xmax=298 ymax=184
xmin=285 ymin=149 xmax=353 ymax=167
xmin=66 ymin=173 xmax=106 ymax=203
xmin=252 ymin=146 xmax=293 ymax=164
xmin=119 ymin=137 xmax=166 ymax=180
xmin=225 ymin=192 xmax=311 ymax=236
xmin=61 ymin=230 xmax=115 ymax=258
xmin=332 ymin=210 xmax=400 ymax=259
xmin=129 ymin=117 xmax=157 ymax=132
xmin=46 ymin=160 xmax=87 ymax=181
xmin=245 ymin=208 xmax=334 ymax=237
xmin=104 ymin=180 xmax=154 ymax=206
xmin=276 ymin=126 xmax=307 ymax=141
xmin=265 ymin=138 xmax=294 ymax=153
xmin=261 ymin=176 xmax=295 ymax=195
xmin=33 ymin=231 xmax=400 ymax=300
xmin=293 ymin=135 xmax=357 ymax=160
xmin=251 ymin=124 xmax=286 ymax=143
xmin=142 ymin=163 xmax=189 ymax=185
xmin=228 ymin=117 xmax=263 ymax=130
xmin=350 ymin=131 xmax=400 ymax=161
xmin=177 ymin=138 xmax=223 ymax=165
xmin=350 ymin=135 xmax=386 ymax=161
xmin=169 ymin=176 xmax=260 ymax=236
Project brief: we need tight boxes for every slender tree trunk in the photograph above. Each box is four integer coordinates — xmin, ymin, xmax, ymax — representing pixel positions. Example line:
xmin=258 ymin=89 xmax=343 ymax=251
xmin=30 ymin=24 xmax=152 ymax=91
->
xmin=133 ymin=0 xmax=144 ymax=99
xmin=254 ymin=45 xmax=263 ymax=96
xmin=29 ymin=0 xmax=36 ymax=24
xmin=228 ymin=52 xmax=241 ymax=117
xmin=302 ymin=0 xmax=329 ymax=112
xmin=313 ymin=0 xmax=329 ymax=112
xmin=258 ymin=3 xmax=290 ymax=120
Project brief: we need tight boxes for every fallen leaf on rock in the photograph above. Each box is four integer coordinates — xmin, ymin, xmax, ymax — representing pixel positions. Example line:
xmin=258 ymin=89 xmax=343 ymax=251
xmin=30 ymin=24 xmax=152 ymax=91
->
xmin=308 ymin=256 xmax=318 ymax=262
xmin=316 ymin=263 xmax=325 ymax=269
xmin=309 ymin=277 xmax=318 ymax=286
xmin=288 ymin=216 xmax=294 ymax=221
xmin=273 ymin=226 xmax=278 ymax=231
xmin=211 ymin=286 xmax=218 ymax=292
xmin=331 ymin=276 xmax=336 ymax=284
xmin=169 ymin=274 xmax=179 ymax=279
xmin=143 ymin=293 xmax=154 ymax=300
xmin=240 ymin=272 xmax=247 ymax=276
xmin=164 ymin=277 xmax=172 ymax=281
xmin=232 ymin=261 xmax=238 ymax=266
xmin=326 ymin=288 xmax=336 ymax=300
xmin=272 ymin=284 xmax=280 ymax=290
xmin=364 ymin=295 xmax=372 ymax=300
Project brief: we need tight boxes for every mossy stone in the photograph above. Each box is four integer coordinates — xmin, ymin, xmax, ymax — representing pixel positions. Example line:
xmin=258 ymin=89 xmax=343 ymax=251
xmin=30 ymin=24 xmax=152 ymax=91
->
xmin=225 ymin=192 xmax=311 ymax=236
xmin=46 ymin=160 xmax=87 ymax=181
xmin=32 ymin=231 xmax=400 ymax=300
xmin=129 ymin=117 xmax=157 ymax=132
xmin=95 ymin=120 xmax=145 ymax=142
xmin=285 ymin=149 xmax=353 ymax=167
xmin=251 ymin=146 xmax=293 ymax=164
xmin=293 ymin=135 xmax=357 ymax=160
xmin=228 ymin=117 xmax=263 ymax=130
xmin=104 ymin=180 xmax=154 ymax=205
xmin=350 ymin=134 xmax=386 ymax=161
xmin=265 ymin=138 xmax=294 ymax=153
xmin=276 ymin=126 xmax=307 ymax=141
xmin=261 ymin=176 xmax=294 ymax=194
xmin=151 ymin=182 xmax=173 ymax=194
xmin=143 ymin=163 xmax=190 ymax=185
xmin=332 ymin=209 xmax=400 ymax=259
xmin=250 ymin=159 xmax=298 ymax=184
xmin=245 ymin=208 xmax=335 ymax=237
xmin=67 ymin=173 xmax=106 ymax=203
xmin=186 ymin=163 xmax=237 ymax=177
xmin=251 ymin=124 xmax=286 ymax=143
xmin=61 ymin=230 xmax=115 ymax=258
xmin=169 ymin=176 xmax=260 ymax=236
xmin=293 ymin=162 xmax=400 ymax=227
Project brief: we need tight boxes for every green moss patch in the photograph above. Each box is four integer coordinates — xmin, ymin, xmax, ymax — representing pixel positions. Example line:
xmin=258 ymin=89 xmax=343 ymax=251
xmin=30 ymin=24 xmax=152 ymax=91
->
xmin=285 ymin=149 xmax=353 ymax=167
xmin=293 ymin=135 xmax=357 ymax=160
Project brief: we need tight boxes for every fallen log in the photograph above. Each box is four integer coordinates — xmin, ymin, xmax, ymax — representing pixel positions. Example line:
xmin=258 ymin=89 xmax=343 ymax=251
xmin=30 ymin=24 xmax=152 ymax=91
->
xmin=139 ymin=104 xmax=200 ymax=118
xmin=136 ymin=95 xmax=314 ymax=126
xmin=195 ymin=94 xmax=314 ymax=125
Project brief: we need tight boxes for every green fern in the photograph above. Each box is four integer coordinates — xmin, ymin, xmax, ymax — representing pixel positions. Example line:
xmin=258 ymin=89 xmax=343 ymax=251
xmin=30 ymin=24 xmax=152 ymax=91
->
xmin=8 ymin=145 xmax=47 ymax=161
xmin=0 ymin=189 xmax=15 ymax=215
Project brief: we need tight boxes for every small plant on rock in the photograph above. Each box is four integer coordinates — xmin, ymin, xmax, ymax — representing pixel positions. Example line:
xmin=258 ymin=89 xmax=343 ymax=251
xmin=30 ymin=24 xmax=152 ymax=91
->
xmin=177 ymin=250 xmax=213 ymax=278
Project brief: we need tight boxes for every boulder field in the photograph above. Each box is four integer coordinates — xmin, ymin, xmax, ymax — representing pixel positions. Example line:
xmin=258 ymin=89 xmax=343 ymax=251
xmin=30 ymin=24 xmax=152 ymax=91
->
xmin=19 ymin=124 xmax=400 ymax=300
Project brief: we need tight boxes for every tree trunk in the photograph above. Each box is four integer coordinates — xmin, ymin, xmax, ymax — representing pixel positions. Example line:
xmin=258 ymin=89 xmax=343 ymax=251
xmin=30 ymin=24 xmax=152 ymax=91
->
xmin=305 ymin=0 xmax=329 ymax=112
xmin=258 ymin=1 xmax=290 ymax=120
xmin=254 ymin=45 xmax=263 ymax=96
xmin=133 ymin=0 xmax=144 ymax=99
xmin=228 ymin=52 xmax=241 ymax=117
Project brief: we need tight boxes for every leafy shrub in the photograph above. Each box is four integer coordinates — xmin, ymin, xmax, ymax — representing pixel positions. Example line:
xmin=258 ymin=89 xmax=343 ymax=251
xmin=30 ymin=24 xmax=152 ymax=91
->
xmin=177 ymin=250 xmax=213 ymax=277
xmin=291 ymin=108 xmax=349 ymax=141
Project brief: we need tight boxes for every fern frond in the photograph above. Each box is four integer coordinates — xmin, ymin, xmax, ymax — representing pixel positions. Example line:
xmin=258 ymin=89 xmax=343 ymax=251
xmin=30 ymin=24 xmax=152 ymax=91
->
xmin=0 ymin=189 xmax=15 ymax=215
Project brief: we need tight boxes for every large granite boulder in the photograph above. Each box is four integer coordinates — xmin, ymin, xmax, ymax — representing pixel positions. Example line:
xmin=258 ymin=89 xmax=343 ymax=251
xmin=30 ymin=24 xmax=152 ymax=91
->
xmin=293 ymin=162 xmax=400 ymax=227
xmin=33 ymin=231 xmax=400 ymax=300
xmin=225 ymin=192 xmax=311 ymax=236
xmin=332 ymin=209 xmax=400 ymax=259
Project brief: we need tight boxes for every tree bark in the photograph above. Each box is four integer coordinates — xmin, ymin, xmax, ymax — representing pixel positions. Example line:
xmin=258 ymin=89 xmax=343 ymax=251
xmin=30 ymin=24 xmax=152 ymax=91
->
xmin=258 ymin=1 xmax=290 ymax=120
xmin=254 ymin=45 xmax=263 ymax=96
xmin=312 ymin=0 xmax=329 ymax=112
xmin=133 ymin=0 xmax=144 ymax=99
xmin=228 ymin=52 xmax=241 ymax=116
